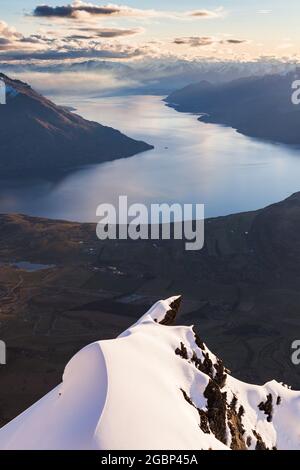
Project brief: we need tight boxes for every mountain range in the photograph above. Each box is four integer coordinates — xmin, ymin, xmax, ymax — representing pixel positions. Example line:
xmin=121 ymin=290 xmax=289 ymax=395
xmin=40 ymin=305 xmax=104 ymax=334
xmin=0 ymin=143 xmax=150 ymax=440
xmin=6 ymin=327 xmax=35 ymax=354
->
xmin=1 ymin=192 xmax=300 ymax=428
xmin=166 ymin=71 xmax=300 ymax=145
xmin=0 ymin=296 xmax=299 ymax=450
xmin=0 ymin=73 xmax=152 ymax=174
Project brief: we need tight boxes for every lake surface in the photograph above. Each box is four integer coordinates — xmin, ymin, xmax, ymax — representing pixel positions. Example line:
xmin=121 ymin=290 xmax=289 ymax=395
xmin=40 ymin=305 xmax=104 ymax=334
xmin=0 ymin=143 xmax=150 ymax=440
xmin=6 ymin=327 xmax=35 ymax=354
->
xmin=1 ymin=94 xmax=300 ymax=221
xmin=0 ymin=261 xmax=55 ymax=272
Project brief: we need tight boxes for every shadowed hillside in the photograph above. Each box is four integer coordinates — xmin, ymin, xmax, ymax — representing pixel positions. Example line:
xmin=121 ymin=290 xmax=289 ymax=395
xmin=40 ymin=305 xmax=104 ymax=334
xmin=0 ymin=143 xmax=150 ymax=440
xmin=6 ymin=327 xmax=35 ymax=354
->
xmin=166 ymin=72 xmax=300 ymax=145
xmin=0 ymin=73 xmax=153 ymax=174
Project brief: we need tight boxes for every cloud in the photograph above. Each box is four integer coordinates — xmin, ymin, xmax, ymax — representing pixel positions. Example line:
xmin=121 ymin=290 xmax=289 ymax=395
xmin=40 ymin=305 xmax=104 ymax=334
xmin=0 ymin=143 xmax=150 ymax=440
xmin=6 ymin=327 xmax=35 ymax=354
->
xmin=0 ymin=20 xmax=37 ymax=51
xmin=174 ymin=36 xmax=214 ymax=47
xmin=187 ymin=7 xmax=224 ymax=19
xmin=0 ymin=20 xmax=22 ymax=41
xmin=0 ymin=37 xmax=11 ymax=46
xmin=224 ymin=39 xmax=246 ymax=45
xmin=0 ymin=17 xmax=147 ymax=61
xmin=19 ymin=34 xmax=56 ymax=44
xmin=0 ymin=11 xmax=241 ymax=67
xmin=173 ymin=36 xmax=247 ymax=48
xmin=0 ymin=24 xmax=61 ymax=54
xmin=0 ymin=45 xmax=144 ymax=61
xmin=12 ymin=70 xmax=141 ymax=97
xmin=278 ymin=42 xmax=294 ymax=50
xmin=32 ymin=2 xmax=224 ymax=21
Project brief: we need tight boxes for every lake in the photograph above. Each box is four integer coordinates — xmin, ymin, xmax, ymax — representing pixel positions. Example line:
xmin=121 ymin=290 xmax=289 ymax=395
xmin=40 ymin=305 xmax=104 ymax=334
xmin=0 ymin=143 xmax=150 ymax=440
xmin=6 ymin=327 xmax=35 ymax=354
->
xmin=1 ymin=94 xmax=300 ymax=222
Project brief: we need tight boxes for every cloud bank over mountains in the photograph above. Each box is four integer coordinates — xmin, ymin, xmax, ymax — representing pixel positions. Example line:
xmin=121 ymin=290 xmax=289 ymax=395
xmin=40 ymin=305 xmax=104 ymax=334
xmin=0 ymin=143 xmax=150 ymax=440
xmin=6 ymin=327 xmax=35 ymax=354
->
xmin=2 ymin=56 xmax=297 ymax=98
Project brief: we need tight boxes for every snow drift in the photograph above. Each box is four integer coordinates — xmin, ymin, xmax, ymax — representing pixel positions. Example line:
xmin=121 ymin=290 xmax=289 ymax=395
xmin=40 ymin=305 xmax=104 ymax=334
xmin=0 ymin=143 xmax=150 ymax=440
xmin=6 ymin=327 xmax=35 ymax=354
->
xmin=0 ymin=296 xmax=299 ymax=450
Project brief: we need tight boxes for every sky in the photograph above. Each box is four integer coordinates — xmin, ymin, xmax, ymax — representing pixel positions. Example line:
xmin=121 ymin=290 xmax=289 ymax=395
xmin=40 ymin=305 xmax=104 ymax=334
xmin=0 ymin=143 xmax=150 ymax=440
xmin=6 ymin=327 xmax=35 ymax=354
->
xmin=0 ymin=0 xmax=299 ymax=64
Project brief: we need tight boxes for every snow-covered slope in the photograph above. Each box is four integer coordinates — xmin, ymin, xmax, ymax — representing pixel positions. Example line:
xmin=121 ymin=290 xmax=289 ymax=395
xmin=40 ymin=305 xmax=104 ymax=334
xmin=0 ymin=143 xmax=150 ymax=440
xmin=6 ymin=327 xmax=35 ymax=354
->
xmin=0 ymin=296 xmax=299 ymax=450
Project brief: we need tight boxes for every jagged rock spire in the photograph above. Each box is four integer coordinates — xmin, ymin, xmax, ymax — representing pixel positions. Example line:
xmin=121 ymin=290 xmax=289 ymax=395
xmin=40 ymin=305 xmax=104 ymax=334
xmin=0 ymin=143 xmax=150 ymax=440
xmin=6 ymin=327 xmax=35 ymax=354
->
xmin=159 ymin=296 xmax=182 ymax=325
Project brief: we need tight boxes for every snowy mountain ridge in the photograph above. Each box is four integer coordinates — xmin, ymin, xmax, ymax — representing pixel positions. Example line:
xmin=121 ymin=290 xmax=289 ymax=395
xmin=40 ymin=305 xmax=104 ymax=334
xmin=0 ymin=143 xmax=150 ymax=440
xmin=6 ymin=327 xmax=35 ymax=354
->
xmin=0 ymin=296 xmax=299 ymax=450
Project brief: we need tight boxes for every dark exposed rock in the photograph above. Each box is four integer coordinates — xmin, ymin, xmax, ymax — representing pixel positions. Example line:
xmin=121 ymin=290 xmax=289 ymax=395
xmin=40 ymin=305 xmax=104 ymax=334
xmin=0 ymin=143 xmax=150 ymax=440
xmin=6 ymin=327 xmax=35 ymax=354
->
xmin=276 ymin=396 xmax=281 ymax=405
xmin=192 ymin=327 xmax=205 ymax=351
xmin=190 ymin=350 xmax=215 ymax=379
xmin=227 ymin=409 xmax=247 ymax=450
xmin=180 ymin=379 xmax=275 ymax=451
xmin=258 ymin=394 xmax=273 ymax=422
xmin=180 ymin=388 xmax=194 ymax=407
xmin=160 ymin=296 xmax=182 ymax=326
xmin=238 ymin=405 xmax=245 ymax=419
xmin=176 ymin=325 xmax=227 ymax=396
xmin=227 ymin=394 xmax=246 ymax=450
xmin=204 ymin=380 xmax=227 ymax=445
xmin=253 ymin=430 xmax=268 ymax=450
xmin=202 ymin=353 xmax=214 ymax=378
xmin=230 ymin=395 xmax=238 ymax=411
xmin=175 ymin=342 xmax=188 ymax=360
xmin=198 ymin=410 xmax=210 ymax=434
xmin=180 ymin=389 xmax=210 ymax=434
xmin=214 ymin=358 xmax=227 ymax=389
xmin=191 ymin=351 xmax=203 ymax=370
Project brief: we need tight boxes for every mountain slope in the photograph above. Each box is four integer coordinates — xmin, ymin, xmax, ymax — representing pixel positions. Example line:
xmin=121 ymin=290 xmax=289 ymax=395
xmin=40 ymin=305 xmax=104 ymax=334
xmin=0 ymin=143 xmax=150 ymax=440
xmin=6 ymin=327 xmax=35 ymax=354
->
xmin=2 ymin=193 xmax=300 ymax=427
xmin=0 ymin=296 xmax=299 ymax=450
xmin=0 ymin=73 xmax=153 ymax=174
xmin=165 ymin=72 xmax=300 ymax=145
